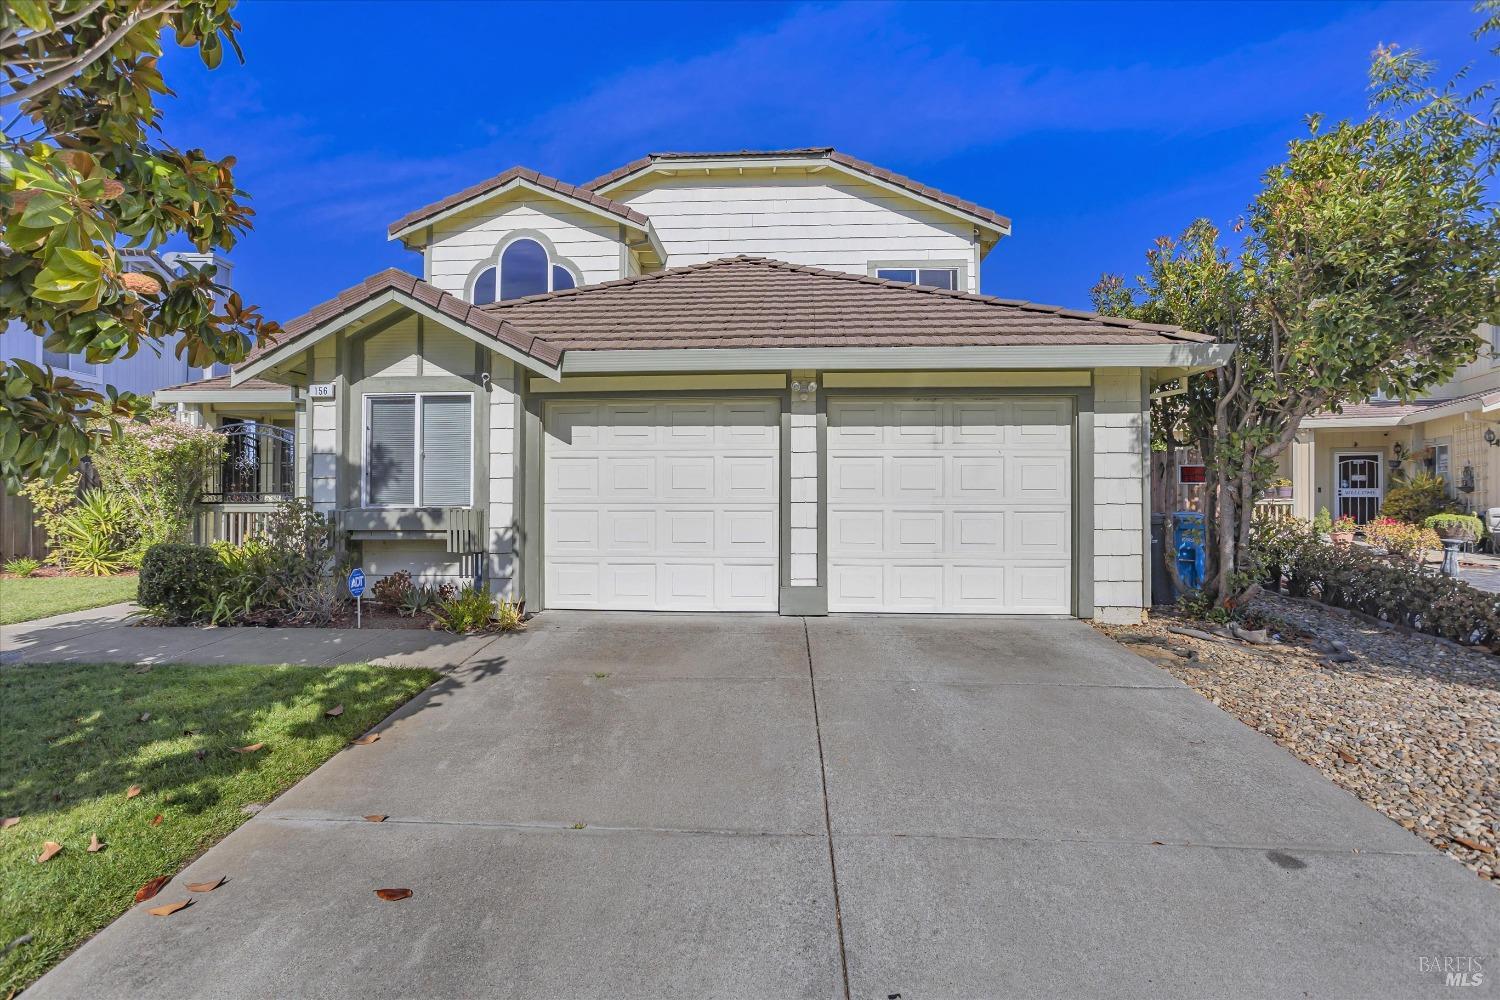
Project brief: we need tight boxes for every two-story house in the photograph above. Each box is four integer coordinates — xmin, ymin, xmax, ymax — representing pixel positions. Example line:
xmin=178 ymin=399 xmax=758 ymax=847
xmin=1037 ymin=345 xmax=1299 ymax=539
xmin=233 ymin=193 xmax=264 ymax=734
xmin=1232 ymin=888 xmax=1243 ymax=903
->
xmin=160 ymin=148 xmax=1228 ymax=623
xmin=1285 ymin=323 xmax=1500 ymax=526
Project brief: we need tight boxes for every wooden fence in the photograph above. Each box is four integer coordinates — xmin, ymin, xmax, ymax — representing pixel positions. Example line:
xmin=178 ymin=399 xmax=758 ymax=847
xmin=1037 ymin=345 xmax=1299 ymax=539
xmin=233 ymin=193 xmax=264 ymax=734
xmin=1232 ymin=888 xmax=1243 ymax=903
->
xmin=0 ymin=489 xmax=48 ymax=560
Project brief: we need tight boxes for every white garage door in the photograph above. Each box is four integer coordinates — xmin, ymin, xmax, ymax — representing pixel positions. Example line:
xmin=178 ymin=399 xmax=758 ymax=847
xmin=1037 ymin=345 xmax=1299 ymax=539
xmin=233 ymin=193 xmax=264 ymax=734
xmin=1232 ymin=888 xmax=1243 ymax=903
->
xmin=827 ymin=395 xmax=1073 ymax=614
xmin=544 ymin=398 xmax=780 ymax=611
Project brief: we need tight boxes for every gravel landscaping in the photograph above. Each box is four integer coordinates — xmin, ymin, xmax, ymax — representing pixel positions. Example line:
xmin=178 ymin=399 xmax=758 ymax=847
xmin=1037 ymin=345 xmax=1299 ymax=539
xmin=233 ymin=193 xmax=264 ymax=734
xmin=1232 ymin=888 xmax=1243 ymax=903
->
xmin=1097 ymin=591 xmax=1498 ymax=884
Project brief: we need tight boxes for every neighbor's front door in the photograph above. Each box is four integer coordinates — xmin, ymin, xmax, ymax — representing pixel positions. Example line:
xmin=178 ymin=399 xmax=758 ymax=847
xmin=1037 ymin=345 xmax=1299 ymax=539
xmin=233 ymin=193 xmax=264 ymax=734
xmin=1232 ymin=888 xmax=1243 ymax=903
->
xmin=1335 ymin=453 xmax=1383 ymax=524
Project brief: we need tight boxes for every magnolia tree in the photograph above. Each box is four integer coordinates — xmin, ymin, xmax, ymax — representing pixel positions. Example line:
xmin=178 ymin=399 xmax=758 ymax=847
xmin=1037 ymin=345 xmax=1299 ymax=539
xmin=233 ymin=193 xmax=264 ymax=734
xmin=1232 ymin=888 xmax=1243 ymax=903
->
xmin=0 ymin=0 xmax=279 ymax=490
xmin=1094 ymin=27 xmax=1500 ymax=605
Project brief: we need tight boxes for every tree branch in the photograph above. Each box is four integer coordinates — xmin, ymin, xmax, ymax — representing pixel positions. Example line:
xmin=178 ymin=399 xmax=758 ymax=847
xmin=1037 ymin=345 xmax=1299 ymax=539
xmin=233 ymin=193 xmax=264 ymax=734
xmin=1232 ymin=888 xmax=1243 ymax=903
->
xmin=1 ymin=1 xmax=176 ymax=105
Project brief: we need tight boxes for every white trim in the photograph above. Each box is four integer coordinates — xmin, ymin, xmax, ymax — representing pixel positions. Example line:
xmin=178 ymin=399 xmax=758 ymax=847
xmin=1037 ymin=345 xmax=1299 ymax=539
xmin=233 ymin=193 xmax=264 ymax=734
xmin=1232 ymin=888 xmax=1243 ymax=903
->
xmin=389 ymin=176 xmax=652 ymax=243
xmin=362 ymin=391 xmax=474 ymax=509
xmin=231 ymin=290 xmax=563 ymax=385
xmin=469 ymin=232 xmax=583 ymax=305
xmin=528 ymin=373 xmax=788 ymax=394
xmin=559 ymin=343 xmax=1233 ymax=374
xmin=823 ymin=370 xmax=1090 ymax=388
xmin=591 ymin=156 xmax=1012 ymax=239
xmin=154 ymin=387 xmax=296 ymax=404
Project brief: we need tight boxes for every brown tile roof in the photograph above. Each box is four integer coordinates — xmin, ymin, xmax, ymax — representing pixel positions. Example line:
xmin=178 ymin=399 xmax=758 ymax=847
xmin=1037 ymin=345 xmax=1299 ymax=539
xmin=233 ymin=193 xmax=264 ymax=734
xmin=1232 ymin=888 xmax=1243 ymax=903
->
xmin=1311 ymin=390 xmax=1490 ymax=423
xmin=242 ymin=268 xmax=564 ymax=370
xmin=479 ymin=256 xmax=1209 ymax=351
xmin=582 ymin=148 xmax=1012 ymax=232
xmin=388 ymin=166 xmax=651 ymax=239
xmin=155 ymin=374 xmax=290 ymax=394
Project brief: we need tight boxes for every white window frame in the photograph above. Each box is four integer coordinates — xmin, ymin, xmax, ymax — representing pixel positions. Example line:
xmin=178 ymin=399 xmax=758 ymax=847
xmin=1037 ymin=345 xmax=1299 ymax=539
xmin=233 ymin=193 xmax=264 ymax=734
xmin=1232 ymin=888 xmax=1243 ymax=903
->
xmin=40 ymin=346 xmax=102 ymax=382
xmin=361 ymin=391 xmax=474 ymax=509
xmin=469 ymin=235 xmax=581 ymax=304
xmin=869 ymin=260 xmax=967 ymax=292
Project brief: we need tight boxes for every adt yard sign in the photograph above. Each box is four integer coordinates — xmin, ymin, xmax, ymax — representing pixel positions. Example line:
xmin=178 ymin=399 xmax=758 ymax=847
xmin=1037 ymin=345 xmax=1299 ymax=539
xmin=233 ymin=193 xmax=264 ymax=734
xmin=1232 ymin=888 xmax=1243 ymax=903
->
xmin=348 ymin=568 xmax=366 ymax=628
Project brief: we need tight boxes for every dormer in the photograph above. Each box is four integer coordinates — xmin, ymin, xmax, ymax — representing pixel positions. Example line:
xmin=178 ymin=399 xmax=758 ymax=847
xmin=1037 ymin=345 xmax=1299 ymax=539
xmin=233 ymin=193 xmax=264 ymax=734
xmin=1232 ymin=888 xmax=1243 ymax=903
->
xmin=388 ymin=167 xmax=665 ymax=301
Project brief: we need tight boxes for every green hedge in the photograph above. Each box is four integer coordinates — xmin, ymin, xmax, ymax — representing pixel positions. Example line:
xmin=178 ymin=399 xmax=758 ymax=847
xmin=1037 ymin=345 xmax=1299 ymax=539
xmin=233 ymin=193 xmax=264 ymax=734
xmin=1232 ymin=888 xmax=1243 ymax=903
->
xmin=1254 ymin=521 xmax=1500 ymax=647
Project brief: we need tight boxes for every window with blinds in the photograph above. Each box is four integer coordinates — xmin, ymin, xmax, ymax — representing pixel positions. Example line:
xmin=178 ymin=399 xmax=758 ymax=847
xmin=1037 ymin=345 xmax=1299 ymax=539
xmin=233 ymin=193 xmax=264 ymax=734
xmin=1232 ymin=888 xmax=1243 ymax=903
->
xmin=364 ymin=393 xmax=472 ymax=507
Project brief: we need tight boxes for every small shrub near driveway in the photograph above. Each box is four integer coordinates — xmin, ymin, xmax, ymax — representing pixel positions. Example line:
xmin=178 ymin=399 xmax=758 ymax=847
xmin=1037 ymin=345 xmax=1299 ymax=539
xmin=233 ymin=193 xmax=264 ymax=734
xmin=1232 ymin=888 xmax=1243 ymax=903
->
xmin=137 ymin=543 xmax=227 ymax=622
xmin=1361 ymin=517 xmax=1441 ymax=563
xmin=0 ymin=574 xmax=139 ymax=626
xmin=0 ymin=660 xmax=437 ymax=994
xmin=432 ymin=585 xmax=525 ymax=634
xmin=3 ymin=557 xmax=40 ymax=577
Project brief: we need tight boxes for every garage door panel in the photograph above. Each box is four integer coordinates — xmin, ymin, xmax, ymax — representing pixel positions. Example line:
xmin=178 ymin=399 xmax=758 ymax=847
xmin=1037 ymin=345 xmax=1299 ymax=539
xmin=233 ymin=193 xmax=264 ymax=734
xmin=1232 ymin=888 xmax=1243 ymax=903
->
xmin=829 ymin=509 xmax=883 ymax=555
xmin=829 ymin=456 xmax=883 ymax=500
xmin=828 ymin=395 xmax=1072 ymax=615
xmin=545 ymin=399 xmax=779 ymax=612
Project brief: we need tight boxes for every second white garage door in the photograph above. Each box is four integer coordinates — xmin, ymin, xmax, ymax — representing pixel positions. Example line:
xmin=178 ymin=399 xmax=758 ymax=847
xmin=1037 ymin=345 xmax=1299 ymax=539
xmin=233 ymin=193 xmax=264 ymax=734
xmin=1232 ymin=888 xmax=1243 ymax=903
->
xmin=827 ymin=395 xmax=1073 ymax=614
xmin=544 ymin=398 xmax=780 ymax=611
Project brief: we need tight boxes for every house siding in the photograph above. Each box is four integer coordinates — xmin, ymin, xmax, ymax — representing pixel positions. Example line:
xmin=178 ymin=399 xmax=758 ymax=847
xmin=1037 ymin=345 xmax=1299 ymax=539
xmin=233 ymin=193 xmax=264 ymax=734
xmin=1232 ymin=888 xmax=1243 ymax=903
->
xmin=608 ymin=170 xmax=981 ymax=291
xmin=1092 ymin=368 xmax=1146 ymax=624
xmin=426 ymin=198 xmax=626 ymax=299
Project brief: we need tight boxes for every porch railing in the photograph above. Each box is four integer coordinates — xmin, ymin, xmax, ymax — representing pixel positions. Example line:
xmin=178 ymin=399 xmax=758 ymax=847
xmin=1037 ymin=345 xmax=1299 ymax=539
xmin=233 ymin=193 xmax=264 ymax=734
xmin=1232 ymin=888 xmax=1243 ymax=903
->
xmin=193 ymin=503 xmax=280 ymax=545
xmin=203 ymin=422 xmax=295 ymax=503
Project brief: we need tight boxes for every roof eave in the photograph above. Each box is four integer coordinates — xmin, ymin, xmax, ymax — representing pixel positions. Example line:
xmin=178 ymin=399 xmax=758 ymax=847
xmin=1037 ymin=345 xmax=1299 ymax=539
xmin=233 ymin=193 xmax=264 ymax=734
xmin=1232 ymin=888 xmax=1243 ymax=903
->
xmin=388 ymin=177 xmax=651 ymax=244
xmin=153 ymin=386 xmax=297 ymax=405
xmin=558 ymin=342 xmax=1233 ymax=375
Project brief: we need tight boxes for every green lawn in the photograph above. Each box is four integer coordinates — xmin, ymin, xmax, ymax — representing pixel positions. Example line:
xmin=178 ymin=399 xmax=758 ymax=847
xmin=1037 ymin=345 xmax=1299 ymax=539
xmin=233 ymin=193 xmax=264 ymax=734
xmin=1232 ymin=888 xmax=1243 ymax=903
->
xmin=0 ymin=661 xmax=438 ymax=993
xmin=0 ymin=574 xmax=139 ymax=626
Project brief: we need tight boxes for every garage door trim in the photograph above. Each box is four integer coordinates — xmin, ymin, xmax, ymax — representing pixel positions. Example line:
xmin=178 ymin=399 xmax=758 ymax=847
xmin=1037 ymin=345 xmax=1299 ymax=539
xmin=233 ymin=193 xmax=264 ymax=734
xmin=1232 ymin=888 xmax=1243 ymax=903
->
xmin=820 ymin=385 xmax=1094 ymax=617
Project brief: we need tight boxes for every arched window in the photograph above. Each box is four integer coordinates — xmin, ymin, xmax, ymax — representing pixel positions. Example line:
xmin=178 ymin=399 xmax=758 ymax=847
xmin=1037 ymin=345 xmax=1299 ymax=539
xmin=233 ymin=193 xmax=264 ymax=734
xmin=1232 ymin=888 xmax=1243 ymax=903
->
xmin=500 ymin=239 xmax=549 ymax=300
xmin=471 ymin=239 xmax=579 ymax=303
xmin=473 ymin=266 xmax=497 ymax=305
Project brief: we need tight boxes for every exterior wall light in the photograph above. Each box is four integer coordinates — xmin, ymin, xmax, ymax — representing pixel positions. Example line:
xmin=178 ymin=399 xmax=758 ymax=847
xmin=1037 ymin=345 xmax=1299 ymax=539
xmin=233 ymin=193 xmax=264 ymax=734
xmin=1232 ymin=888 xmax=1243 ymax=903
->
xmin=791 ymin=380 xmax=817 ymax=400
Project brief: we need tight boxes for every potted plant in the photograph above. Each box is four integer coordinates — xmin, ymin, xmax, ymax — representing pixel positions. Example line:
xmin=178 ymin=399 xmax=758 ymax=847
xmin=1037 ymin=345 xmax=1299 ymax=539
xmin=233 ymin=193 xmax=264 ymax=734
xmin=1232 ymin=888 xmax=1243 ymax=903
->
xmin=1330 ymin=516 xmax=1358 ymax=544
xmin=1266 ymin=477 xmax=1293 ymax=500
xmin=1424 ymin=512 xmax=1484 ymax=545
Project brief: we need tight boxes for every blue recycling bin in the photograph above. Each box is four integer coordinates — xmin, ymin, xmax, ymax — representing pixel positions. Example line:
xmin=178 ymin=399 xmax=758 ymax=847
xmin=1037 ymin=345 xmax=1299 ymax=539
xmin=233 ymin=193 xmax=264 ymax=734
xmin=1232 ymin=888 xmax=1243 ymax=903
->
xmin=1172 ymin=511 xmax=1206 ymax=591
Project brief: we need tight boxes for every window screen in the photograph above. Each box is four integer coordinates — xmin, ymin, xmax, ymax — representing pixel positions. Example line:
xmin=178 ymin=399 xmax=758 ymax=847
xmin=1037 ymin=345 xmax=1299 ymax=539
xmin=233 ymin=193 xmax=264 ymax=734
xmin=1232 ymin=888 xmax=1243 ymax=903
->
xmin=876 ymin=267 xmax=958 ymax=290
xmin=420 ymin=395 xmax=472 ymax=506
xmin=367 ymin=396 xmax=416 ymax=505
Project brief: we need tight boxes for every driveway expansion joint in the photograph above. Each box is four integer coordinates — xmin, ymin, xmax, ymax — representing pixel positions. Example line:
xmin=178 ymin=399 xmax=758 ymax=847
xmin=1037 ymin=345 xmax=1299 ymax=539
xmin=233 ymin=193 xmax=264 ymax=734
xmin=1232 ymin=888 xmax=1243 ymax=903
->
xmin=804 ymin=617 xmax=853 ymax=1000
xmin=269 ymin=814 xmax=825 ymax=839
xmin=836 ymin=829 xmax=1436 ymax=858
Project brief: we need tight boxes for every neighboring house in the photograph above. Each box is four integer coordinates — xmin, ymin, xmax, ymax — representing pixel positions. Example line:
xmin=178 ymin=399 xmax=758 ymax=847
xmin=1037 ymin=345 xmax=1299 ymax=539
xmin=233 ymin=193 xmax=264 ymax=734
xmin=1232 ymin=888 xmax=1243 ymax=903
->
xmin=0 ymin=250 xmax=233 ymax=395
xmin=157 ymin=148 xmax=1228 ymax=623
xmin=1284 ymin=323 xmax=1500 ymax=525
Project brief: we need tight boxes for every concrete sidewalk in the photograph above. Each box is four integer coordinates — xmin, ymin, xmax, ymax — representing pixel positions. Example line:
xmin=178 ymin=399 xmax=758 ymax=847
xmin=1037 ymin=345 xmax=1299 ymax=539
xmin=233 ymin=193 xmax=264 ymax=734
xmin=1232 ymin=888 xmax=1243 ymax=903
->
xmin=0 ymin=602 xmax=501 ymax=670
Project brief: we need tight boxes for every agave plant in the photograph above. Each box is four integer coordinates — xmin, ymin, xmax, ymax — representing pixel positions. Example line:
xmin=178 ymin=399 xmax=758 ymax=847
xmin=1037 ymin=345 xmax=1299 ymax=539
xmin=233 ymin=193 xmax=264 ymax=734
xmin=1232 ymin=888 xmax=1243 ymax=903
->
xmin=52 ymin=490 xmax=133 ymax=576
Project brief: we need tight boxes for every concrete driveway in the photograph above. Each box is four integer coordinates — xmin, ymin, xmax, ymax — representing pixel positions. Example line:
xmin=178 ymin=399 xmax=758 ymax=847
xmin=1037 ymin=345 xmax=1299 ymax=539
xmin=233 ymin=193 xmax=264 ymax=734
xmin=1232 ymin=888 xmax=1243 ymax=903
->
xmin=30 ymin=615 xmax=1498 ymax=999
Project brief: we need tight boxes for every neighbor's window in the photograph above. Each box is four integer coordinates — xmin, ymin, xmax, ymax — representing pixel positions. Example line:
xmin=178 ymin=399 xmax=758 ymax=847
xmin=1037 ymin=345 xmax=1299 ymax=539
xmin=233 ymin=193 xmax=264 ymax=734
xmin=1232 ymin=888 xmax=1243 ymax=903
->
xmin=470 ymin=239 xmax=579 ymax=304
xmin=876 ymin=266 xmax=958 ymax=290
xmin=365 ymin=393 xmax=473 ymax=507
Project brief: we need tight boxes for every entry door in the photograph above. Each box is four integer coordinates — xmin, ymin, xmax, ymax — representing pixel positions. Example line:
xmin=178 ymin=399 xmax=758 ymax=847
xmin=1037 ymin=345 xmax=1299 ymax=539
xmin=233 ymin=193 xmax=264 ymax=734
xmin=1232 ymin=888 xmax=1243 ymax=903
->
xmin=826 ymin=395 xmax=1073 ymax=614
xmin=1335 ymin=453 xmax=1383 ymax=524
xmin=543 ymin=398 xmax=780 ymax=611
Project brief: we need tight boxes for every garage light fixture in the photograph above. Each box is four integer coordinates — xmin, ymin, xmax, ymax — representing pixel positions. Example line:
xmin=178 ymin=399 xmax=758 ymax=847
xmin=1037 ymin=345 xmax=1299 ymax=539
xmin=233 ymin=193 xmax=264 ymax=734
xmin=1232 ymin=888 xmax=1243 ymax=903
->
xmin=791 ymin=380 xmax=817 ymax=400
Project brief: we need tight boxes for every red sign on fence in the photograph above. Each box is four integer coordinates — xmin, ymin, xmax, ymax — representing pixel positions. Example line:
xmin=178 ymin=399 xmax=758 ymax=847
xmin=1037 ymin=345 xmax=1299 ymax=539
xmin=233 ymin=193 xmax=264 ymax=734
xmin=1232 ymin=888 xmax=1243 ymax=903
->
xmin=1178 ymin=465 xmax=1207 ymax=485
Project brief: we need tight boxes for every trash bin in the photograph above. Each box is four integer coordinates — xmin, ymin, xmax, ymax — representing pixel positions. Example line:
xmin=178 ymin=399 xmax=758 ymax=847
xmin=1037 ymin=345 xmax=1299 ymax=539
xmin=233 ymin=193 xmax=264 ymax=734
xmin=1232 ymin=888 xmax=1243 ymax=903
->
xmin=1172 ymin=511 xmax=1206 ymax=591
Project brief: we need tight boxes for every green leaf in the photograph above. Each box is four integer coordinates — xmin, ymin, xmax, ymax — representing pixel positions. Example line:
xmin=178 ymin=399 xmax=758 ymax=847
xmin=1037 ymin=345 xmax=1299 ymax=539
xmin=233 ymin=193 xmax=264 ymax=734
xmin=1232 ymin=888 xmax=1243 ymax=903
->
xmin=32 ymin=248 xmax=104 ymax=306
xmin=5 ymin=374 xmax=33 ymax=400
xmin=8 ymin=0 xmax=51 ymax=31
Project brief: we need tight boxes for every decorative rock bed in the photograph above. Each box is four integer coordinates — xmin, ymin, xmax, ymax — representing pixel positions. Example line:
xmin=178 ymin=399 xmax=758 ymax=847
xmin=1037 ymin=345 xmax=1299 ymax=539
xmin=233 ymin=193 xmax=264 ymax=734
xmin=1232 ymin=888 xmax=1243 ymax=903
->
xmin=1097 ymin=592 xmax=1498 ymax=884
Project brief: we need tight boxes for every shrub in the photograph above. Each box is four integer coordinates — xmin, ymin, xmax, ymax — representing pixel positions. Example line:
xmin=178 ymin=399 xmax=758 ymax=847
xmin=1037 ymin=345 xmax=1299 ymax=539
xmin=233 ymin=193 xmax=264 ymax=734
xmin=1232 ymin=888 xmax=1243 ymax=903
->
xmin=52 ymin=489 xmax=134 ymax=575
xmin=1313 ymin=507 xmax=1333 ymax=535
xmin=91 ymin=412 xmax=225 ymax=558
xmin=432 ymin=585 xmax=496 ymax=633
xmin=1380 ymin=472 xmax=1459 ymax=524
xmin=1362 ymin=517 xmax=1441 ymax=563
xmin=372 ymin=570 xmax=415 ymax=609
xmin=1425 ymin=512 xmax=1484 ymax=543
xmin=1331 ymin=515 xmax=1359 ymax=535
xmin=1254 ymin=527 xmax=1500 ymax=647
xmin=4 ymin=557 xmax=40 ymax=577
xmin=495 ymin=596 xmax=525 ymax=632
xmin=138 ymin=543 xmax=227 ymax=622
xmin=18 ymin=472 xmax=80 ymax=563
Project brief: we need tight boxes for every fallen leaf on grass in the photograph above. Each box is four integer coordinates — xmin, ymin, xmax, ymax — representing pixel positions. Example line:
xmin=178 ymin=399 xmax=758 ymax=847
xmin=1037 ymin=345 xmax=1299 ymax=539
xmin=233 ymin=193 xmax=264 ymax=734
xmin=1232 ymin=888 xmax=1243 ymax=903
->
xmin=374 ymin=888 xmax=411 ymax=901
xmin=186 ymin=876 xmax=226 ymax=892
xmin=150 ymin=814 xmax=163 ymax=827
xmin=232 ymin=743 xmax=265 ymax=754
xmin=138 ymin=712 xmax=151 ymax=723
xmin=351 ymin=733 xmax=380 ymax=746
xmin=324 ymin=704 xmax=344 ymax=718
xmin=36 ymin=841 xmax=62 ymax=863
xmin=88 ymin=834 xmax=105 ymax=853
xmin=1 ymin=817 xmax=18 ymax=830
xmin=135 ymin=876 xmax=169 ymax=902
xmin=363 ymin=815 xmax=387 ymax=823
xmin=194 ymin=749 xmax=206 ymax=762
xmin=147 ymin=899 xmax=192 ymax=917
xmin=125 ymin=786 xmax=141 ymax=799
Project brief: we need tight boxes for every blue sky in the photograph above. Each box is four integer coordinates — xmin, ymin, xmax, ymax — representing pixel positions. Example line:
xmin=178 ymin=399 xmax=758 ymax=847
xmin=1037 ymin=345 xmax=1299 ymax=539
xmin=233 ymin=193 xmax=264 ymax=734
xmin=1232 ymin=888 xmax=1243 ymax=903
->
xmin=153 ymin=0 xmax=1489 ymax=321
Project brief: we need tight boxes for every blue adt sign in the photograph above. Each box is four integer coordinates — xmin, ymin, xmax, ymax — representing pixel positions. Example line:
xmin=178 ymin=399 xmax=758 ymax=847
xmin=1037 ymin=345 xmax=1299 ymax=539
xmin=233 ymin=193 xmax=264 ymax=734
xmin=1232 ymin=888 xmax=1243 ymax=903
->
xmin=347 ymin=568 xmax=366 ymax=598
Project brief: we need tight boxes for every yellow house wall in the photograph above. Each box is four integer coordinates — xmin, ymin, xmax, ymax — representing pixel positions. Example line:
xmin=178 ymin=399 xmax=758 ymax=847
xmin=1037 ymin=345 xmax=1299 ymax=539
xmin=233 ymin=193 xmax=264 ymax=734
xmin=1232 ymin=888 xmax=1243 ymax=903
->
xmin=1410 ymin=413 xmax=1500 ymax=513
